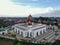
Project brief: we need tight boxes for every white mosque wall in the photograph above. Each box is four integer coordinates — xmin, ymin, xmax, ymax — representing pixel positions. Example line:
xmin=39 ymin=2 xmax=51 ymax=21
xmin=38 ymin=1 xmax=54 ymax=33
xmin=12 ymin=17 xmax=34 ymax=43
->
xmin=32 ymin=27 xmax=46 ymax=37
xmin=12 ymin=24 xmax=47 ymax=38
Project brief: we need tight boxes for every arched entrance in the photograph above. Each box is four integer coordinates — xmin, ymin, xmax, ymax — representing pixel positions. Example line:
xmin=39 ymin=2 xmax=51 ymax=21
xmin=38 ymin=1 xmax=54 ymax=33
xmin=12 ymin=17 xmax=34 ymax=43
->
xmin=40 ymin=30 xmax=42 ymax=34
xmin=21 ymin=31 xmax=23 ymax=36
xmin=30 ymin=32 xmax=32 ymax=37
xmin=26 ymin=32 xmax=29 ymax=37
xmin=18 ymin=30 xmax=20 ymax=34
xmin=36 ymin=32 xmax=38 ymax=36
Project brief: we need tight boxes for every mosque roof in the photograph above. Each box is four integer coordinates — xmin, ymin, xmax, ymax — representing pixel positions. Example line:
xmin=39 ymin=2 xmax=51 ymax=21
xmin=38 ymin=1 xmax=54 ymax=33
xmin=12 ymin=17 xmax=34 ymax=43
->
xmin=14 ymin=23 xmax=46 ymax=31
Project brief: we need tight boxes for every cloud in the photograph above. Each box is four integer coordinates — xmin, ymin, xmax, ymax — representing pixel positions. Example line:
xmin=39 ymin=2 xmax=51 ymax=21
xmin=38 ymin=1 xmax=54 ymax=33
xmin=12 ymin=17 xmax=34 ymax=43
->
xmin=33 ymin=9 xmax=60 ymax=17
xmin=0 ymin=0 xmax=54 ymax=17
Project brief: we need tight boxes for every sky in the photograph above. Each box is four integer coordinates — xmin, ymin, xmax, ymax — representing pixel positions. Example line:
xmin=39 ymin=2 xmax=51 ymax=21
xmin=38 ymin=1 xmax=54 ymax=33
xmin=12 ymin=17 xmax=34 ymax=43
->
xmin=0 ymin=0 xmax=60 ymax=17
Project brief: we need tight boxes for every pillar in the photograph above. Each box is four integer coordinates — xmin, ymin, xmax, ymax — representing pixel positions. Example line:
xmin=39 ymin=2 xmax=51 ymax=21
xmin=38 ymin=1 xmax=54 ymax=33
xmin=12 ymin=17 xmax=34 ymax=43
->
xmin=38 ymin=30 xmax=40 ymax=35
xmin=23 ymin=32 xmax=25 ymax=37
xmin=24 ymin=32 xmax=27 ymax=37
xmin=29 ymin=32 xmax=30 ymax=37
xmin=33 ymin=32 xmax=36 ymax=38
xmin=39 ymin=31 xmax=41 ymax=35
xmin=42 ymin=30 xmax=43 ymax=34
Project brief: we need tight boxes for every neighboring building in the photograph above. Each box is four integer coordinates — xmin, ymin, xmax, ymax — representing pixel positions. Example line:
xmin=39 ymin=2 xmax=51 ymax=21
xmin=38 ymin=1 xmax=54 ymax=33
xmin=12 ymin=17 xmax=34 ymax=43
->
xmin=12 ymin=15 xmax=47 ymax=38
xmin=0 ymin=27 xmax=8 ymax=34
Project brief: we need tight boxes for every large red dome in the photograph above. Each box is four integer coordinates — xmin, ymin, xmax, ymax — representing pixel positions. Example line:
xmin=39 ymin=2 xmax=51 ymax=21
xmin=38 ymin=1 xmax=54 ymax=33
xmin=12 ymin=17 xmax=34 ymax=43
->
xmin=27 ymin=21 xmax=32 ymax=25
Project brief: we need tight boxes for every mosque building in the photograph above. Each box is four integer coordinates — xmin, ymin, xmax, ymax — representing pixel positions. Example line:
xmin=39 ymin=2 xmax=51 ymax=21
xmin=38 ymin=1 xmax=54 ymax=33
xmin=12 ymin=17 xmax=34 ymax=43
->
xmin=12 ymin=15 xmax=47 ymax=38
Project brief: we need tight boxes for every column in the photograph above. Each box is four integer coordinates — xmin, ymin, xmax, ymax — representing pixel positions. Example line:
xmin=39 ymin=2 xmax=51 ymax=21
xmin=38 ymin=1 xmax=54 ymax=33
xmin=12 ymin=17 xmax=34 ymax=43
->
xmin=39 ymin=31 xmax=41 ymax=35
xmin=26 ymin=32 xmax=29 ymax=37
xmin=23 ymin=32 xmax=25 ymax=37
xmin=33 ymin=32 xmax=36 ymax=38
xmin=38 ymin=30 xmax=40 ymax=35
xmin=42 ymin=30 xmax=43 ymax=34
xmin=29 ymin=32 xmax=30 ymax=37
xmin=23 ymin=32 xmax=27 ymax=37
xmin=32 ymin=32 xmax=34 ymax=38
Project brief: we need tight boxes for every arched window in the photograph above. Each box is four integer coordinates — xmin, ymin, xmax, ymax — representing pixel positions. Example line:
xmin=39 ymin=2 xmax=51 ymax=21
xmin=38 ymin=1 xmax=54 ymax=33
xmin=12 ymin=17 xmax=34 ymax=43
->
xmin=40 ymin=31 xmax=42 ymax=34
xmin=21 ymin=31 xmax=23 ymax=36
xmin=27 ymin=32 xmax=29 ymax=37
xmin=18 ymin=30 xmax=20 ymax=34
xmin=16 ymin=29 xmax=17 ymax=33
xmin=43 ymin=29 xmax=45 ymax=33
xmin=30 ymin=32 xmax=32 ymax=37
xmin=36 ymin=32 xmax=38 ymax=36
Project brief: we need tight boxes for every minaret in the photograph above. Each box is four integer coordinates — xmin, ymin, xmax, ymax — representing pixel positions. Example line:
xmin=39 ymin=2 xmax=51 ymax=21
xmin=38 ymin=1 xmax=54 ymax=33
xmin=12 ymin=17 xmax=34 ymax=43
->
xmin=27 ymin=14 xmax=32 ymax=22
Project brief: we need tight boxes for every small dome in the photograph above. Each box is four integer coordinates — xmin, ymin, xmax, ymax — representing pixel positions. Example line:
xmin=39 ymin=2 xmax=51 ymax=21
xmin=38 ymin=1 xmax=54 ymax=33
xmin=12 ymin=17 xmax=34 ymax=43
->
xmin=17 ymin=19 xmax=22 ymax=23
xmin=38 ymin=19 xmax=41 ymax=24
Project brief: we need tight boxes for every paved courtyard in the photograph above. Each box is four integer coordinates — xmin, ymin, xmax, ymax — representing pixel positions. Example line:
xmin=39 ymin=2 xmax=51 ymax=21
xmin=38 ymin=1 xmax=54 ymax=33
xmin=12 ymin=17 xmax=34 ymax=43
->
xmin=34 ymin=29 xmax=60 ymax=43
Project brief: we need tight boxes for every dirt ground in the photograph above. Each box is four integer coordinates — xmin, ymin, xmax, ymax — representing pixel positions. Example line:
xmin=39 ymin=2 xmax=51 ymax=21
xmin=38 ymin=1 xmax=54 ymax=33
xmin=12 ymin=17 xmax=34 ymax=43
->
xmin=0 ymin=38 xmax=13 ymax=45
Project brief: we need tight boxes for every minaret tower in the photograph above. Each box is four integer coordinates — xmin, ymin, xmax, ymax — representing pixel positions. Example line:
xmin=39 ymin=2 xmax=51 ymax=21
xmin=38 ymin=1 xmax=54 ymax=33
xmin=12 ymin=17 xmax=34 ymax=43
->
xmin=27 ymin=14 xmax=32 ymax=22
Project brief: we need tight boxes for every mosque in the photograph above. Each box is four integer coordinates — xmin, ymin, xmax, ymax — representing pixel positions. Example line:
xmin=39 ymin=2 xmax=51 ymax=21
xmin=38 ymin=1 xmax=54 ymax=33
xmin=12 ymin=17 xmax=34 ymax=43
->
xmin=12 ymin=15 xmax=47 ymax=38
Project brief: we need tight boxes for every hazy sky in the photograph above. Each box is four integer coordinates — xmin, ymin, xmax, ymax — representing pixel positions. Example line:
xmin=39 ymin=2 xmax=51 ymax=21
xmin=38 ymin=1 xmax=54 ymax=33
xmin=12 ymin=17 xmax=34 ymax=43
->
xmin=0 ymin=0 xmax=60 ymax=17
